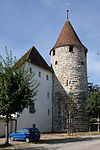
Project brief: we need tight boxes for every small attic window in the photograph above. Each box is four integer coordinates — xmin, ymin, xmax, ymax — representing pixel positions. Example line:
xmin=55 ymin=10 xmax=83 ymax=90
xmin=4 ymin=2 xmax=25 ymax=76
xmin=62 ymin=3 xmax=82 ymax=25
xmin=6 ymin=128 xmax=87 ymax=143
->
xmin=69 ymin=46 xmax=73 ymax=52
xmin=53 ymin=50 xmax=55 ymax=56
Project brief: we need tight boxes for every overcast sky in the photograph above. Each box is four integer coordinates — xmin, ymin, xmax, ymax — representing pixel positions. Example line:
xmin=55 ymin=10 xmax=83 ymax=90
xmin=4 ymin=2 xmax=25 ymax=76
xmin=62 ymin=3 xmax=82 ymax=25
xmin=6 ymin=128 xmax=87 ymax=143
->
xmin=0 ymin=0 xmax=100 ymax=85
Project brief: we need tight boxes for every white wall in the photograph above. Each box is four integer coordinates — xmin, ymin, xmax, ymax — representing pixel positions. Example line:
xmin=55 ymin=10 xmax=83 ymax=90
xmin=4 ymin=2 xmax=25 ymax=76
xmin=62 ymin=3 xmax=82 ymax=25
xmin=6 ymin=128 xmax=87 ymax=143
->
xmin=17 ymin=63 xmax=52 ymax=132
xmin=0 ymin=122 xmax=5 ymax=137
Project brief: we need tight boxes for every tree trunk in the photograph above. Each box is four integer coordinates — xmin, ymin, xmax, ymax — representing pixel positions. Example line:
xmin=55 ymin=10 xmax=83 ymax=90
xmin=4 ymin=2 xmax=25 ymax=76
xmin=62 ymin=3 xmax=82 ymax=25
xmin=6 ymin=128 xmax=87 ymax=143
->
xmin=15 ymin=119 xmax=17 ymax=132
xmin=5 ymin=118 xmax=9 ymax=144
xmin=97 ymin=115 xmax=100 ymax=132
xmin=69 ymin=110 xmax=71 ymax=135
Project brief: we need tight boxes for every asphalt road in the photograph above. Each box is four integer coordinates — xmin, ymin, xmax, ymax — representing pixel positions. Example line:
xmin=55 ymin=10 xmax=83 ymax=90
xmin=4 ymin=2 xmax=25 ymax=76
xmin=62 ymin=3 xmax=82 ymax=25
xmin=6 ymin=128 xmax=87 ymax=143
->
xmin=17 ymin=135 xmax=100 ymax=150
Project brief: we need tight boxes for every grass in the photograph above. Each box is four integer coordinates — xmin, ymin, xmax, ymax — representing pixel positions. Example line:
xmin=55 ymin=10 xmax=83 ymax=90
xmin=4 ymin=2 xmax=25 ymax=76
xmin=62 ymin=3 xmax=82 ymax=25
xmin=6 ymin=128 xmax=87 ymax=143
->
xmin=72 ymin=131 xmax=100 ymax=136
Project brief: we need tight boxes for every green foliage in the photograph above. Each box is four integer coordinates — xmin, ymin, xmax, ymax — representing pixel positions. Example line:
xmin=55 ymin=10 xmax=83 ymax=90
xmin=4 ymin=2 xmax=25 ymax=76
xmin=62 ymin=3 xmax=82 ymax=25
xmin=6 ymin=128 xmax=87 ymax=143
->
xmin=0 ymin=48 xmax=39 ymax=120
xmin=86 ymin=84 xmax=100 ymax=118
xmin=90 ymin=118 xmax=97 ymax=123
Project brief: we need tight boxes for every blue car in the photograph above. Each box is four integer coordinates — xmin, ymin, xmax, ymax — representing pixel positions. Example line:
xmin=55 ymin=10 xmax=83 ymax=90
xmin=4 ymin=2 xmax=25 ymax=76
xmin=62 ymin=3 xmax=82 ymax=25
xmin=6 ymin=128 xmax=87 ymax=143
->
xmin=9 ymin=128 xmax=40 ymax=142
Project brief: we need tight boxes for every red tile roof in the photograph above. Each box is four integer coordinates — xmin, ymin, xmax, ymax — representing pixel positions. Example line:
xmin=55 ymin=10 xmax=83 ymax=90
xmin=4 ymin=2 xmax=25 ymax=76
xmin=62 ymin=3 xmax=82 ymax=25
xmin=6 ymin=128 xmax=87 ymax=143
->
xmin=14 ymin=46 xmax=51 ymax=71
xmin=50 ymin=20 xmax=87 ymax=54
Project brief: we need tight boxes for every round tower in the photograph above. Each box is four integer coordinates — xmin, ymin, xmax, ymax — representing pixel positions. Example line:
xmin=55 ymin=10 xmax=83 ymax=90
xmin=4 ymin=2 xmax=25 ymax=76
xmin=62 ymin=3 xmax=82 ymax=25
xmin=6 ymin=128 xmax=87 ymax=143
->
xmin=50 ymin=11 xmax=88 ymax=132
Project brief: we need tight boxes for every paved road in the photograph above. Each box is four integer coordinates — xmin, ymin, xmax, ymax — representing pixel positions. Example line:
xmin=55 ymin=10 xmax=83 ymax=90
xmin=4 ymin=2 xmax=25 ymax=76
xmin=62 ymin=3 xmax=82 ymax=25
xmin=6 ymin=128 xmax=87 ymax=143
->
xmin=17 ymin=135 xmax=100 ymax=150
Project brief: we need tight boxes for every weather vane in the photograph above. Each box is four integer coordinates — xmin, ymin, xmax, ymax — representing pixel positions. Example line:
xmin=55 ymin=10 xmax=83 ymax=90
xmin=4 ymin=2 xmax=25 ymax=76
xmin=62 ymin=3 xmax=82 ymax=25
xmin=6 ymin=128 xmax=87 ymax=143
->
xmin=67 ymin=2 xmax=70 ymax=20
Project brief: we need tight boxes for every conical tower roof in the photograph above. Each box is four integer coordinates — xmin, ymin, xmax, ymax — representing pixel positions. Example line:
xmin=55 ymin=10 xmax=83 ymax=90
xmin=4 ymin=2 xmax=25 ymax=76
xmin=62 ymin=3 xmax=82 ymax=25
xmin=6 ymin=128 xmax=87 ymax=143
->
xmin=50 ymin=20 xmax=87 ymax=54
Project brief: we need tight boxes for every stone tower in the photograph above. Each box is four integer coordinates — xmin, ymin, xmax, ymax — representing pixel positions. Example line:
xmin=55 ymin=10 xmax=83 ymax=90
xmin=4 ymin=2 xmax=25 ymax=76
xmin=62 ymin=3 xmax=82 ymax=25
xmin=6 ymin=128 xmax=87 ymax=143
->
xmin=50 ymin=11 xmax=88 ymax=132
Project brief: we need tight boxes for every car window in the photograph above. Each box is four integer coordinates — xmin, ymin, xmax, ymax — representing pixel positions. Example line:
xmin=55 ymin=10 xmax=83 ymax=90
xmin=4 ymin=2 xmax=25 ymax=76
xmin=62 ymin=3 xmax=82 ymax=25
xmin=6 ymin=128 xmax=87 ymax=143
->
xmin=16 ymin=129 xmax=24 ymax=133
xmin=23 ymin=129 xmax=29 ymax=134
xmin=31 ymin=128 xmax=39 ymax=133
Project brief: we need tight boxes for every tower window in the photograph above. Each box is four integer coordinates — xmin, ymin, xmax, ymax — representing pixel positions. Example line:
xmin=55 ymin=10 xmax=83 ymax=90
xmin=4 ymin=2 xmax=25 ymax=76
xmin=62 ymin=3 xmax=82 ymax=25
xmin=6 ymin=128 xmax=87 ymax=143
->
xmin=55 ymin=61 xmax=58 ymax=65
xmin=81 ymin=61 xmax=84 ymax=65
xmin=39 ymin=72 xmax=41 ymax=78
xmin=85 ymin=51 xmax=87 ymax=57
xmin=53 ymin=50 xmax=55 ymax=56
xmin=69 ymin=46 xmax=73 ymax=52
xmin=66 ymin=80 xmax=68 ymax=86
xmin=30 ymin=68 xmax=32 ymax=74
xmin=46 ymin=75 xmax=49 ymax=80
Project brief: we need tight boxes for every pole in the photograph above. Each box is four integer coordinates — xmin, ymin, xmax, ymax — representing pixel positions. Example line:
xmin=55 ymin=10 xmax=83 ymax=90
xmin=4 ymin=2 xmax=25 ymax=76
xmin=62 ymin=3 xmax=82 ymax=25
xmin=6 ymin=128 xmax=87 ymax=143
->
xmin=5 ymin=118 xmax=9 ymax=144
xmin=98 ymin=115 xmax=100 ymax=133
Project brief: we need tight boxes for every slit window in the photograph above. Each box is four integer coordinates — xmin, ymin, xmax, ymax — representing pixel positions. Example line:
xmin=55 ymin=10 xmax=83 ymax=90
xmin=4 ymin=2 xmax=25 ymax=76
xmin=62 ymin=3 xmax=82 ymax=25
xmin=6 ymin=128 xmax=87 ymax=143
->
xmin=53 ymin=50 xmax=55 ymax=56
xmin=30 ymin=68 xmax=32 ymax=74
xmin=85 ymin=51 xmax=87 ymax=57
xmin=69 ymin=46 xmax=73 ymax=52
xmin=55 ymin=61 xmax=58 ymax=65
xmin=66 ymin=80 xmax=68 ymax=86
xmin=46 ymin=75 xmax=49 ymax=80
xmin=81 ymin=61 xmax=84 ymax=65
xmin=39 ymin=72 xmax=41 ymax=78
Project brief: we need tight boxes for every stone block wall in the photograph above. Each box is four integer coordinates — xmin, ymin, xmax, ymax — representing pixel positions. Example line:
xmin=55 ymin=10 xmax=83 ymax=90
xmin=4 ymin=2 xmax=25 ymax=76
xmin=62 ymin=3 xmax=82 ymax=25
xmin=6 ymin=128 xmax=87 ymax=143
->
xmin=51 ymin=45 xmax=88 ymax=132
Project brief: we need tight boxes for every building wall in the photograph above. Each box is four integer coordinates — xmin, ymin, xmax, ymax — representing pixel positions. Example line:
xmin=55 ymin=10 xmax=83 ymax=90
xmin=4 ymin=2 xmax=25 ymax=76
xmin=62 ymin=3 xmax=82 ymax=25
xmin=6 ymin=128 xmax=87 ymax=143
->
xmin=0 ymin=122 xmax=5 ymax=137
xmin=51 ymin=45 xmax=88 ymax=132
xmin=17 ymin=62 xmax=52 ymax=133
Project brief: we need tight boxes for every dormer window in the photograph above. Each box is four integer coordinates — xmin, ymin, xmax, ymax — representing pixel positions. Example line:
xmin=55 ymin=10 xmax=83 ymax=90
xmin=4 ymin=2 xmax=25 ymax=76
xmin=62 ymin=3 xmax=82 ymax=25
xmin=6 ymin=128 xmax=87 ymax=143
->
xmin=53 ymin=50 xmax=55 ymax=56
xmin=69 ymin=46 xmax=73 ymax=52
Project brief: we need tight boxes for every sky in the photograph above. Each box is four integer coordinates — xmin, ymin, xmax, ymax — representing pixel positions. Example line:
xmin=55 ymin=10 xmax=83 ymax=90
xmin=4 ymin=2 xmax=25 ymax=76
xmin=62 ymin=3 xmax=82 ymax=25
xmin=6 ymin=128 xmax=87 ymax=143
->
xmin=0 ymin=0 xmax=100 ymax=85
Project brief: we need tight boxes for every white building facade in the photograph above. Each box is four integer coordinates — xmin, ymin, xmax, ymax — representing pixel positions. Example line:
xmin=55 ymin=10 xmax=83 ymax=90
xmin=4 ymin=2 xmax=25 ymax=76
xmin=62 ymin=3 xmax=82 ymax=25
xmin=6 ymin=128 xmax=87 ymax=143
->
xmin=17 ymin=63 xmax=52 ymax=132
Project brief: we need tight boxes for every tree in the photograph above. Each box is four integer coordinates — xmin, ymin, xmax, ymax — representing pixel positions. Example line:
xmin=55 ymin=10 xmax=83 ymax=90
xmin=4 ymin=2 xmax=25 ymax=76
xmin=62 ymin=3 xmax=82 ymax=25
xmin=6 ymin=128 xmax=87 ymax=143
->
xmin=86 ymin=84 xmax=100 ymax=132
xmin=0 ymin=48 xmax=39 ymax=144
xmin=65 ymin=92 xmax=75 ymax=136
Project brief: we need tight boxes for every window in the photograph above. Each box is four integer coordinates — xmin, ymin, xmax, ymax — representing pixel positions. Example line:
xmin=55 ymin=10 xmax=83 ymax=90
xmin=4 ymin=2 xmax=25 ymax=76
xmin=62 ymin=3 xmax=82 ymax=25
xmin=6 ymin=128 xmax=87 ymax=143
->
xmin=30 ymin=68 xmax=32 ymax=74
xmin=66 ymin=80 xmax=68 ymax=86
xmin=29 ymin=102 xmax=36 ymax=113
xmin=48 ymin=109 xmax=50 ymax=116
xmin=55 ymin=61 xmax=58 ymax=65
xmin=47 ymin=92 xmax=49 ymax=98
xmin=81 ymin=61 xmax=84 ymax=65
xmin=39 ymin=72 xmax=41 ymax=78
xmin=46 ymin=75 xmax=49 ymax=80
xmin=85 ymin=51 xmax=87 ymax=57
xmin=69 ymin=46 xmax=73 ymax=52
xmin=53 ymin=50 xmax=55 ymax=56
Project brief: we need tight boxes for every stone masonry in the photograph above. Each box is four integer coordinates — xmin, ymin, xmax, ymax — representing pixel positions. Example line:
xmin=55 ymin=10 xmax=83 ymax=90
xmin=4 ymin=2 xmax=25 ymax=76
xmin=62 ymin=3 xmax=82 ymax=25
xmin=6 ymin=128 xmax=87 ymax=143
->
xmin=51 ymin=45 xmax=88 ymax=132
